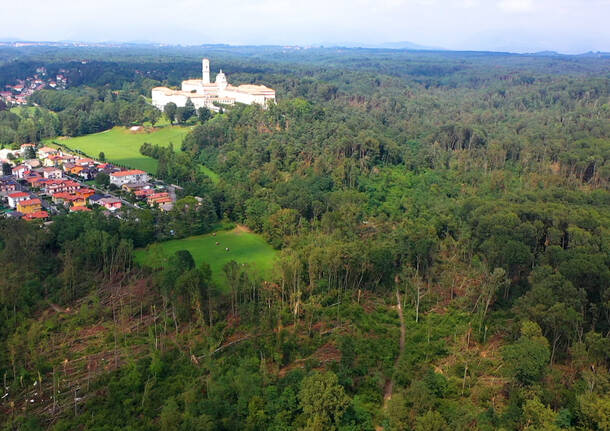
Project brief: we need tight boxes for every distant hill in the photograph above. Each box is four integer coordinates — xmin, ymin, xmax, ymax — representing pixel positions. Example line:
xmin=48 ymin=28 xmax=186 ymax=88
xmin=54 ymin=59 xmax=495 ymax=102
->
xmin=326 ymin=41 xmax=444 ymax=50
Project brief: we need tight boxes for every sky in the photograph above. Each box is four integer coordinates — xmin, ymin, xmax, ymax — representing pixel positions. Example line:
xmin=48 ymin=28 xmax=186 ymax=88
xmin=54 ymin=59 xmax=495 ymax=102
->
xmin=2 ymin=0 xmax=609 ymax=53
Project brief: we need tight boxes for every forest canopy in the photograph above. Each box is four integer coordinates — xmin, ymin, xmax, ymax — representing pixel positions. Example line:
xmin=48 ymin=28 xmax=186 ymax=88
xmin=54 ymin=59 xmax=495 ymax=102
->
xmin=0 ymin=45 xmax=608 ymax=431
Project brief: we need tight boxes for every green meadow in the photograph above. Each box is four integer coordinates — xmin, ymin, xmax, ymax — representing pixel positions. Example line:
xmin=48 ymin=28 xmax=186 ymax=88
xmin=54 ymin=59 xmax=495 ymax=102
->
xmin=49 ymin=126 xmax=190 ymax=173
xmin=134 ymin=226 xmax=277 ymax=288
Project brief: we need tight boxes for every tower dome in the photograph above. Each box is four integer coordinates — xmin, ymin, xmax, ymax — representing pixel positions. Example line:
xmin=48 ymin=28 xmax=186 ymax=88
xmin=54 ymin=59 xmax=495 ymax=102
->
xmin=216 ymin=69 xmax=227 ymax=90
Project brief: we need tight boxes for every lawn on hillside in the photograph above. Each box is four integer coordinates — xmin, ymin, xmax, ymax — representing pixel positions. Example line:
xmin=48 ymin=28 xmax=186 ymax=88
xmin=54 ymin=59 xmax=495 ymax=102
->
xmin=134 ymin=226 xmax=277 ymax=289
xmin=49 ymin=126 xmax=191 ymax=173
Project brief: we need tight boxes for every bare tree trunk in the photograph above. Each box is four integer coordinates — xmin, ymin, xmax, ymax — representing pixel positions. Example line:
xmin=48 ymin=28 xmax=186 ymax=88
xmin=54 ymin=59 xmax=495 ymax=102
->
xmin=461 ymin=364 xmax=468 ymax=395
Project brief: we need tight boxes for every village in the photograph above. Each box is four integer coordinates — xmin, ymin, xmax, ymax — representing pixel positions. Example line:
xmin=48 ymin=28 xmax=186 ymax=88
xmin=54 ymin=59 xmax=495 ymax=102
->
xmin=0 ymin=143 xmax=177 ymax=221
xmin=0 ymin=66 xmax=67 ymax=105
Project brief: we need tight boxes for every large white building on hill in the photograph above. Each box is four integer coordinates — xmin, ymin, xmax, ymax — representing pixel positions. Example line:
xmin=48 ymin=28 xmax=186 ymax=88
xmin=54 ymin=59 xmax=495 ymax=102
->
xmin=152 ymin=59 xmax=276 ymax=112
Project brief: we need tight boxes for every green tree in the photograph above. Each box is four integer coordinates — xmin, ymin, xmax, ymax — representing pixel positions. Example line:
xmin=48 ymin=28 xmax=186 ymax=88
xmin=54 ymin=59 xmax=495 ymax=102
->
xmin=414 ymin=410 xmax=449 ymax=431
xmin=24 ymin=146 xmax=36 ymax=159
xmin=148 ymin=107 xmax=161 ymax=126
xmin=502 ymin=321 xmax=550 ymax=385
xmin=387 ymin=392 xmax=410 ymax=431
xmin=246 ymin=395 xmax=268 ymax=431
xmin=197 ymin=106 xmax=212 ymax=123
xmin=522 ymin=397 xmax=560 ymax=431
xmin=160 ymin=398 xmax=182 ymax=431
xmin=98 ymin=151 xmax=106 ymax=162
xmin=184 ymin=98 xmax=195 ymax=119
xmin=578 ymin=394 xmax=610 ymax=431
xmin=95 ymin=172 xmax=110 ymax=187
xmin=164 ymin=102 xmax=177 ymax=124
xmin=299 ymin=371 xmax=350 ymax=431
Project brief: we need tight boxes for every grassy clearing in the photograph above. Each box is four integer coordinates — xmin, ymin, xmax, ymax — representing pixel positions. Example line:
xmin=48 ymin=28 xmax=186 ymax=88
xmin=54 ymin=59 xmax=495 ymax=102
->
xmin=11 ymin=106 xmax=58 ymax=118
xmin=134 ymin=226 xmax=277 ymax=288
xmin=48 ymin=126 xmax=191 ymax=173
xmin=200 ymin=165 xmax=220 ymax=183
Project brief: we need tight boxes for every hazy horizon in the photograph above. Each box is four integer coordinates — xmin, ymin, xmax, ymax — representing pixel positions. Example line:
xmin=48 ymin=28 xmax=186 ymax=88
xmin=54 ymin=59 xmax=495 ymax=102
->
xmin=3 ymin=0 xmax=610 ymax=54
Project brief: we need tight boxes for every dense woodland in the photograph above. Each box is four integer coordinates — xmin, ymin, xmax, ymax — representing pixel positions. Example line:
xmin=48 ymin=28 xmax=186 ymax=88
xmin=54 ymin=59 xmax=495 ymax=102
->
xmin=0 ymin=45 xmax=609 ymax=431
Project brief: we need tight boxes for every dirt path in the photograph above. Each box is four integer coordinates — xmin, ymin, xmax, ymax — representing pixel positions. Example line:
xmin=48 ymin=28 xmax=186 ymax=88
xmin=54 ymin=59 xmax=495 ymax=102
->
xmin=384 ymin=290 xmax=406 ymax=407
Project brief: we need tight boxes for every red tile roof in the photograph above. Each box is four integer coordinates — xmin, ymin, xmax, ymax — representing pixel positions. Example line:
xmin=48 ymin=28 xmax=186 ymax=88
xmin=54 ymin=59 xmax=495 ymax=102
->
xmin=20 ymin=198 xmax=41 ymax=206
xmin=8 ymin=192 xmax=29 ymax=198
xmin=24 ymin=211 xmax=48 ymax=220
xmin=70 ymin=206 xmax=91 ymax=212
xmin=110 ymin=169 xmax=147 ymax=177
xmin=149 ymin=197 xmax=173 ymax=204
xmin=52 ymin=192 xmax=72 ymax=199
xmin=149 ymin=192 xmax=169 ymax=199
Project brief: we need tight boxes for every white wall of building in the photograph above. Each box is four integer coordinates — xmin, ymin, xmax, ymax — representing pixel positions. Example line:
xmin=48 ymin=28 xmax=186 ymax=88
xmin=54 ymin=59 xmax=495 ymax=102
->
xmin=151 ymin=59 xmax=275 ymax=113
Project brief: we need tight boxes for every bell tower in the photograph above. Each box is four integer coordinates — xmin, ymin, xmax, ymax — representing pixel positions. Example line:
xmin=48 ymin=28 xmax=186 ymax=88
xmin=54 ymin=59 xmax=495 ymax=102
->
xmin=202 ymin=58 xmax=210 ymax=84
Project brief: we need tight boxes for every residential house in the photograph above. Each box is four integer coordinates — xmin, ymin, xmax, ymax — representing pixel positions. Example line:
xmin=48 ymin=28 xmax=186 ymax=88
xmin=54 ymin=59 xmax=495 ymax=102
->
xmin=37 ymin=146 xmax=59 ymax=159
xmin=43 ymin=156 xmax=60 ymax=167
xmin=109 ymin=170 xmax=149 ymax=186
xmin=147 ymin=192 xmax=171 ymax=206
xmin=61 ymin=154 xmax=78 ymax=165
xmin=75 ymin=157 xmax=95 ymax=167
xmin=7 ymin=191 xmax=30 ymax=208
xmin=134 ymin=188 xmax=155 ymax=199
xmin=66 ymin=195 xmax=87 ymax=208
xmin=24 ymin=159 xmax=41 ymax=169
xmin=79 ymin=167 xmax=98 ymax=180
xmin=69 ymin=165 xmax=84 ymax=175
xmin=45 ymin=154 xmax=64 ymax=165
xmin=23 ymin=211 xmax=49 ymax=221
xmin=70 ymin=206 xmax=91 ymax=213
xmin=0 ymin=177 xmax=17 ymax=193
xmin=98 ymin=197 xmax=122 ymax=211
xmin=42 ymin=167 xmax=63 ymax=179
xmin=12 ymin=165 xmax=28 ymax=179
xmin=20 ymin=143 xmax=35 ymax=151
xmin=17 ymin=198 xmax=42 ymax=214
xmin=42 ymin=179 xmax=80 ymax=195
xmin=25 ymin=175 xmax=45 ymax=187
xmin=88 ymin=194 xmax=107 ymax=205
xmin=19 ymin=143 xmax=36 ymax=157
xmin=122 ymin=182 xmax=151 ymax=193
xmin=51 ymin=192 xmax=72 ymax=205
xmin=99 ymin=164 xmax=119 ymax=175
xmin=76 ymin=188 xmax=95 ymax=199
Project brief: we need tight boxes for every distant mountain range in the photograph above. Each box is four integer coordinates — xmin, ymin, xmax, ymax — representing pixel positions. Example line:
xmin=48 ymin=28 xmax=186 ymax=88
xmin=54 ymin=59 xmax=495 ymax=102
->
xmin=0 ymin=38 xmax=607 ymax=56
xmin=324 ymin=41 xmax=444 ymax=50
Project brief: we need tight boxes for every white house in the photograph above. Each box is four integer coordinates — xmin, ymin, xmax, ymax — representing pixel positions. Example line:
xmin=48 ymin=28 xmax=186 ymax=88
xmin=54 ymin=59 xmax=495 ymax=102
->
xmin=110 ymin=169 xmax=150 ymax=186
xmin=37 ymin=146 xmax=59 ymax=159
xmin=42 ymin=167 xmax=63 ymax=179
xmin=12 ymin=165 xmax=28 ymax=179
xmin=7 ymin=191 xmax=30 ymax=208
